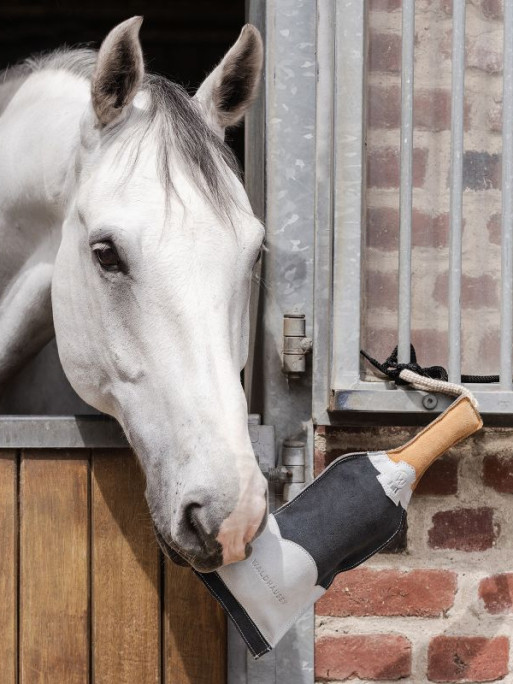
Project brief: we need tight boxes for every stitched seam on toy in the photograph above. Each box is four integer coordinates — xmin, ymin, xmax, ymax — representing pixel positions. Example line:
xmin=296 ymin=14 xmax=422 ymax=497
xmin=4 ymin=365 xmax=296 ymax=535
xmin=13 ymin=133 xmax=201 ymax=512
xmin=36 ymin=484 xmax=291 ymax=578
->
xmin=199 ymin=577 xmax=258 ymax=654
xmin=388 ymin=397 xmax=481 ymax=457
xmin=212 ymin=570 xmax=278 ymax=646
xmin=199 ymin=573 xmax=270 ymax=657
xmin=322 ymin=510 xmax=407 ymax=589
xmin=275 ymin=453 xmax=365 ymax=518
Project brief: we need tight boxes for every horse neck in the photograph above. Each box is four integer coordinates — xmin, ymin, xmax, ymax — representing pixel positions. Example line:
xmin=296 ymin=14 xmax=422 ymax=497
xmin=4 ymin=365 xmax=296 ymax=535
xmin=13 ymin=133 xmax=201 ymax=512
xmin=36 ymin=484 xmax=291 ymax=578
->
xmin=0 ymin=69 xmax=90 ymax=224
xmin=0 ymin=69 xmax=89 ymax=285
xmin=0 ymin=69 xmax=91 ymax=382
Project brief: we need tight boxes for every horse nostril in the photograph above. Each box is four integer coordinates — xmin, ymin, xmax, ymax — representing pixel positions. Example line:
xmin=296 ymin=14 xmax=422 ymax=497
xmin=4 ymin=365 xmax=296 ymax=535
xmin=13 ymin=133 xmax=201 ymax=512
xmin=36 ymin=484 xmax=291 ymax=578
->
xmin=183 ymin=500 xmax=215 ymax=545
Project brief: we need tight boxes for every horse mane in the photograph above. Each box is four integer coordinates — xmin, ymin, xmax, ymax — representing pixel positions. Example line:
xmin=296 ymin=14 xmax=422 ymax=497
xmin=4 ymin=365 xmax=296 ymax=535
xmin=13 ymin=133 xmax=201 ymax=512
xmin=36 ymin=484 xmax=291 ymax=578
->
xmin=1 ymin=48 xmax=241 ymax=217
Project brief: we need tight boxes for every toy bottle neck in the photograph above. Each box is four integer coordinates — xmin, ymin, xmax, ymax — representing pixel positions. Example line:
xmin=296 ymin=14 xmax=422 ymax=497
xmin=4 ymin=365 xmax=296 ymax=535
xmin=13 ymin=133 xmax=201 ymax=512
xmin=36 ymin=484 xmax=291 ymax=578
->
xmin=387 ymin=395 xmax=483 ymax=489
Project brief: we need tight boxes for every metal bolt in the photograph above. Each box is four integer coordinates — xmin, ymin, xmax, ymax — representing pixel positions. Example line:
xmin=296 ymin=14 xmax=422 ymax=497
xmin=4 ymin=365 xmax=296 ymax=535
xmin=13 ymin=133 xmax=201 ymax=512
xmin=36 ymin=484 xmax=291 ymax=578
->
xmin=422 ymin=393 xmax=438 ymax=410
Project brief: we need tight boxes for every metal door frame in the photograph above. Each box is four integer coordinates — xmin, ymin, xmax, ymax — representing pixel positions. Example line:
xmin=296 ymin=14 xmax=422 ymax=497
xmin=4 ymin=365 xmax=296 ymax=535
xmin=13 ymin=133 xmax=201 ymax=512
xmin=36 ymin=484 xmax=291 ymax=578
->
xmin=236 ymin=0 xmax=318 ymax=682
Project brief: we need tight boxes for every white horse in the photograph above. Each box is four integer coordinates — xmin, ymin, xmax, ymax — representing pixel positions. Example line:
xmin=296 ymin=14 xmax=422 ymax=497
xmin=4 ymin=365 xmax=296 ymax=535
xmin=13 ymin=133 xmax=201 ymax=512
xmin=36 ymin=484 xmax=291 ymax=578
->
xmin=0 ymin=17 xmax=267 ymax=572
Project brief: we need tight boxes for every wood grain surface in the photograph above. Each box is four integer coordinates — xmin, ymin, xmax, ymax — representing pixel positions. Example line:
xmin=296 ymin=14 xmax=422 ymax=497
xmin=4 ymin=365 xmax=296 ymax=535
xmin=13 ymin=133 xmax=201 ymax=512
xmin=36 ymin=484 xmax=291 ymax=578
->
xmin=164 ymin=560 xmax=227 ymax=684
xmin=19 ymin=451 xmax=89 ymax=684
xmin=0 ymin=451 xmax=17 ymax=684
xmin=92 ymin=450 xmax=161 ymax=683
xmin=1 ymin=448 xmax=227 ymax=683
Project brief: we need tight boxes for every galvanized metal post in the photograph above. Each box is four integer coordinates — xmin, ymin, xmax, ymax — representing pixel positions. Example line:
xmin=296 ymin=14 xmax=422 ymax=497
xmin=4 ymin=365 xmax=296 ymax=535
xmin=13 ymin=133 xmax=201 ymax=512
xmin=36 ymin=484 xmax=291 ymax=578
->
xmin=240 ymin=0 xmax=317 ymax=682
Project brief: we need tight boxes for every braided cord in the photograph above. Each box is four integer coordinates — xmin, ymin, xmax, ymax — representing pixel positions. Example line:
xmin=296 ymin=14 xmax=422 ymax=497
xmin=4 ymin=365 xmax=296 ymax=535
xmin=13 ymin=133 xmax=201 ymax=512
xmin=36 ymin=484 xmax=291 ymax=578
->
xmin=398 ymin=369 xmax=479 ymax=408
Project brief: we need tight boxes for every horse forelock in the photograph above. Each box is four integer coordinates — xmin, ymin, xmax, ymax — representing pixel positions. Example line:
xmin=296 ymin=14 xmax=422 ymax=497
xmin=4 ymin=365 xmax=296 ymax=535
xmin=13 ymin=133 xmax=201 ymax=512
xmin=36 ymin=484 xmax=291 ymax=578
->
xmin=2 ymin=47 xmax=242 ymax=219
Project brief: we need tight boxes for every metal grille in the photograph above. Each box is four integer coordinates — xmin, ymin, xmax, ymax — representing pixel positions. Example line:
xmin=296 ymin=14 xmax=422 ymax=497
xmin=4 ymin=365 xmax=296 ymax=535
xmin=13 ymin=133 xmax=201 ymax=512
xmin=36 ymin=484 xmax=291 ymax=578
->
xmin=314 ymin=0 xmax=513 ymax=418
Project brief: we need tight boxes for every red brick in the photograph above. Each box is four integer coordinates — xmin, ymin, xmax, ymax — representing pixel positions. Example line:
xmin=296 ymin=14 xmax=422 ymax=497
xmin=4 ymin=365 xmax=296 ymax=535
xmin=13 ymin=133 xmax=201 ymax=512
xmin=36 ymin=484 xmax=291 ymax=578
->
xmin=367 ymin=208 xmax=453 ymax=250
xmin=409 ymin=330 xmax=449 ymax=369
xmin=444 ymin=0 xmax=503 ymax=19
xmin=428 ymin=636 xmax=509 ymax=682
xmin=367 ymin=87 xmax=468 ymax=133
xmin=461 ymin=274 xmax=498 ymax=309
xmin=367 ymin=206 xmax=451 ymax=251
xmin=440 ymin=0 xmax=454 ymax=15
xmin=415 ymin=89 xmax=471 ymax=133
xmin=315 ymin=434 xmax=326 ymax=476
xmin=412 ymin=210 xmax=450 ymax=248
xmin=316 ymin=568 xmax=457 ymax=617
xmin=433 ymin=273 xmax=498 ymax=309
xmin=368 ymin=85 xmax=401 ymax=130
xmin=480 ymin=0 xmax=503 ymax=20
xmin=368 ymin=0 xmax=402 ymax=10
xmin=442 ymin=31 xmax=502 ymax=74
xmin=463 ymin=151 xmax=501 ymax=190
xmin=467 ymin=34 xmax=503 ymax=74
xmin=479 ymin=573 xmax=513 ymax=614
xmin=367 ymin=147 xmax=428 ymax=188
xmin=487 ymin=212 xmax=501 ymax=245
xmin=414 ymin=89 xmax=451 ymax=132
xmin=369 ymin=32 xmax=402 ymax=73
xmin=416 ymin=456 xmax=458 ymax=495
xmin=483 ymin=453 xmax=513 ymax=493
xmin=428 ymin=507 xmax=498 ymax=552
xmin=367 ymin=206 xmax=399 ymax=250
xmin=366 ymin=270 xmax=398 ymax=310
xmin=315 ymin=634 xmax=411 ymax=681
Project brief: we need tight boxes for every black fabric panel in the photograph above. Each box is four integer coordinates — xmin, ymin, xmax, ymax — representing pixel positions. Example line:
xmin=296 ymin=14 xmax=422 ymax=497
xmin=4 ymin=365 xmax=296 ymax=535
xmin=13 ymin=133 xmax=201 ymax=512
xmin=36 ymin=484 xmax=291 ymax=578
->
xmin=194 ymin=569 xmax=272 ymax=659
xmin=274 ymin=453 xmax=406 ymax=589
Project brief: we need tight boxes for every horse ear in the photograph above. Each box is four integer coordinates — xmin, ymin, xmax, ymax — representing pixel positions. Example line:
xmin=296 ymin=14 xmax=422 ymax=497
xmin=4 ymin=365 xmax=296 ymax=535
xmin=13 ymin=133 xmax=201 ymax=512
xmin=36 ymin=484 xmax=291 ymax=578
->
xmin=91 ymin=16 xmax=145 ymax=127
xmin=194 ymin=24 xmax=263 ymax=138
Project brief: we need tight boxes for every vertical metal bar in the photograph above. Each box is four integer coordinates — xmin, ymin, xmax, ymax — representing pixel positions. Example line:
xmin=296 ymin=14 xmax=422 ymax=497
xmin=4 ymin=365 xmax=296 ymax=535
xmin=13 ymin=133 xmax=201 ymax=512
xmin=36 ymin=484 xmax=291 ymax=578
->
xmin=448 ymin=0 xmax=466 ymax=382
xmin=244 ymin=0 xmax=266 ymax=412
xmin=312 ymin=0 xmax=335 ymax=424
xmin=330 ymin=0 xmax=366 ymax=388
xmin=398 ymin=0 xmax=415 ymax=364
xmin=501 ymin=0 xmax=513 ymax=391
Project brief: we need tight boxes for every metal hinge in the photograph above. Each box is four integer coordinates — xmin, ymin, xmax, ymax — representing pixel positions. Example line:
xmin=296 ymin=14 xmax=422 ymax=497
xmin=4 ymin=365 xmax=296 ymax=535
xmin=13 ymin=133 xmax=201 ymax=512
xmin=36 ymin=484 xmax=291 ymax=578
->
xmin=282 ymin=313 xmax=313 ymax=378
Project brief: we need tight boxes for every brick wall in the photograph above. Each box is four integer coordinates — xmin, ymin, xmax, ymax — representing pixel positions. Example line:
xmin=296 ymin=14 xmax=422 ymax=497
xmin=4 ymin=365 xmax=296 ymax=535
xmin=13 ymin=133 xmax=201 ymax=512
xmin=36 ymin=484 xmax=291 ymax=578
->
xmin=316 ymin=1 xmax=513 ymax=681
xmin=314 ymin=427 xmax=513 ymax=682
xmin=363 ymin=0 xmax=504 ymax=374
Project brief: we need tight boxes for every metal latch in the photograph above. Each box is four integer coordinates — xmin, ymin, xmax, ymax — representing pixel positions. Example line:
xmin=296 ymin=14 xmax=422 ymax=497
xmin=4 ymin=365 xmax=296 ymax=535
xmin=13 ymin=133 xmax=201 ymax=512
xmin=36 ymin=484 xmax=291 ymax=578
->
xmin=282 ymin=313 xmax=313 ymax=378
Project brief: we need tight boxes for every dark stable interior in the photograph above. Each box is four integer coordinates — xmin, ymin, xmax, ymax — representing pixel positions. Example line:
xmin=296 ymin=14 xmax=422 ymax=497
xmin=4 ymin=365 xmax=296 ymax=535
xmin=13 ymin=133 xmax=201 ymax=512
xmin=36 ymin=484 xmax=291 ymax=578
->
xmin=0 ymin=0 xmax=245 ymax=163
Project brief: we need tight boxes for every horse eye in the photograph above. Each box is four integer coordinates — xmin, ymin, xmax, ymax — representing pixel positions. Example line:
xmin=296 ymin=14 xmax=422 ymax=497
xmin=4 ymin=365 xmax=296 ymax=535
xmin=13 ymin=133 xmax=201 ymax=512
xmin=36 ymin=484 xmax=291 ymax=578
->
xmin=93 ymin=242 xmax=123 ymax=272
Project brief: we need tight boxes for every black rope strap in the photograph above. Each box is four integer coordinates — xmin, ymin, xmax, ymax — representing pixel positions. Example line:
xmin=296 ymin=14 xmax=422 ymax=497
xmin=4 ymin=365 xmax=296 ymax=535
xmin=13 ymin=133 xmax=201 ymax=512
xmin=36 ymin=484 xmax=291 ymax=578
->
xmin=361 ymin=345 xmax=500 ymax=385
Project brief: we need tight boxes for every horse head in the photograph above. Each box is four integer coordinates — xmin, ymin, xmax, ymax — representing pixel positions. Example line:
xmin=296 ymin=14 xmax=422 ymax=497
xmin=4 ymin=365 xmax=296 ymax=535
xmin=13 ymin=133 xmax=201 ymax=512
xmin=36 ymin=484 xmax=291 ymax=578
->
xmin=52 ymin=17 xmax=268 ymax=571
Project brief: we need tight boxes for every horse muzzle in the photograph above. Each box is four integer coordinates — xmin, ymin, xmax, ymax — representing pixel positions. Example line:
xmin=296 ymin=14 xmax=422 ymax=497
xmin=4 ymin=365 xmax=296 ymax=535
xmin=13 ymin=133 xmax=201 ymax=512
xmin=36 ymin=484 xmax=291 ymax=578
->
xmin=152 ymin=488 xmax=268 ymax=572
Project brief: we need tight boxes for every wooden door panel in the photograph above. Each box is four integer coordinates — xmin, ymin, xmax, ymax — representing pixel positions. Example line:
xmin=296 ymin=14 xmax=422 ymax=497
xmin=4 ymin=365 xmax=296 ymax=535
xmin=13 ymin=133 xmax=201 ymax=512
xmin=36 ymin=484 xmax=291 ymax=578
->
xmin=164 ymin=561 xmax=227 ymax=684
xmin=19 ymin=451 xmax=89 ymax=684
xmin=0 ymin=447 xmax=227 ymax=683
xmin=92 ymin=450 xmax=161 ymax=684
xmin=0 ymin=451 xmax=17 ymax=684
